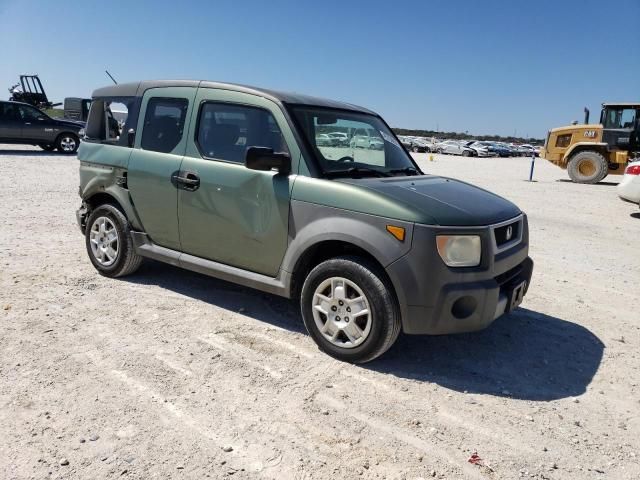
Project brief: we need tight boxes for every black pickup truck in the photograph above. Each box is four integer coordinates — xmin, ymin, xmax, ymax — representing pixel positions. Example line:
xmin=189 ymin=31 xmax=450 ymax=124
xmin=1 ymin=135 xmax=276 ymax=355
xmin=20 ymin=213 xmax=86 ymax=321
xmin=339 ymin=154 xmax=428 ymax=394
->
xmin=0 ymin=100 xmax=84 ymax=153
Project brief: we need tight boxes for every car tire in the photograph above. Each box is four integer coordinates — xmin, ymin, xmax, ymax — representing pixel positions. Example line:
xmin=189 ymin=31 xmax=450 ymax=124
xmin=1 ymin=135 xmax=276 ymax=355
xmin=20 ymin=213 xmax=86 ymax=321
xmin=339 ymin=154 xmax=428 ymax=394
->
xmin=568 ymin=150 xmax=608 ymax=184
xmin=39 ymin=144 xmax=56 ymax=152
xmin=437 ymin=148 xmax=444 ymax=154
xmin=462 ymin=150 xmax=470 ymax=157
xmin=300 ymin=255 xmax=401 ymax=364
xmin=56 ymin=133 xmax=79 ymax=154
xmin=85 ymin=204 xmax=143 ymax=278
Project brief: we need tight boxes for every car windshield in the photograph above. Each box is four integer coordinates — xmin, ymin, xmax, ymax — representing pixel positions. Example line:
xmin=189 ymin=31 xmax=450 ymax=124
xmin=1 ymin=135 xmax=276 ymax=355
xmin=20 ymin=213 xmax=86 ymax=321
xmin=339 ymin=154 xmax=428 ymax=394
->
xmin=291 ymin=106 xmax=419 ymax=177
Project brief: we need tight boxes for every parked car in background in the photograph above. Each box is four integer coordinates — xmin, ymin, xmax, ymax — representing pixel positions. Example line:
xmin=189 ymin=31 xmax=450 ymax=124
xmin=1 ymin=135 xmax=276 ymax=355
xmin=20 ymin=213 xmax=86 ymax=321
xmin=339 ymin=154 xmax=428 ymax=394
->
xmin=509 ymin=144 xmax=530 ymax=156
xmin=0 ymin=100 xmax=84 ymax=153
xmin=465 ymin=141 xmax=491 ymax=157
xmin=617 ymin=160 xmax=640 ymax=205
xmin=436 ymin=140 xmax=475 ymax=156
xmin=484 ymin=142 xmax=512 ymax=157
xmin=410 ymin=137 xmax=434 ymax=153
xmin=397 ymin=135 xmax=414 ymax=150
xmin=494 ymin=142 xmax=518 ymax=157
xmin=519 ymin=144 xmax=539 ymax=157
xmin=315 ymin=133 xmax=333 ymax=146
xmin=328 ymin=131 xmax=349 ymax=146
xmin=350 ymin=129 xmax=384 ymax=150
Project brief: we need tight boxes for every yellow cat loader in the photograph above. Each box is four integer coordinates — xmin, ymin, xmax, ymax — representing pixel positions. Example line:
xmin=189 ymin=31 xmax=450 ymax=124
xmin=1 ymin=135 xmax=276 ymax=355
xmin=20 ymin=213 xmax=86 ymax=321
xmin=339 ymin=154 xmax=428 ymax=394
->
xmin=540 ymin=103 xmax=640 ymax=183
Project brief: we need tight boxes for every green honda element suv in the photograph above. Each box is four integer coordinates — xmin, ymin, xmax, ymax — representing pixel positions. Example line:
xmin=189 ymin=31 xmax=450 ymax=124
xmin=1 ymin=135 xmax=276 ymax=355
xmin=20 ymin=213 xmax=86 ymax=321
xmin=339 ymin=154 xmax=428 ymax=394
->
xmin=76 ymin=80 xmax=533 ymax=363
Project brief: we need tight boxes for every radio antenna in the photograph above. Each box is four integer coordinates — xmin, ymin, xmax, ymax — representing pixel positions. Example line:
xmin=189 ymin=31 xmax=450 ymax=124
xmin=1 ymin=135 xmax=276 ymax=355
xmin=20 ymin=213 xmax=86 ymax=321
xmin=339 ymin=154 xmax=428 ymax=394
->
xmin=105 ymin=70 xmax=118 ymax=85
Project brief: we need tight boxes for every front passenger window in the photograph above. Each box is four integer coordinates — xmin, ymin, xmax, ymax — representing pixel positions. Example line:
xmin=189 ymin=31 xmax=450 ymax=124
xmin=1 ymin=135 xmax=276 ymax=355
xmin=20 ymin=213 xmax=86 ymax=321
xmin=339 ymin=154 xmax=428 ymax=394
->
xmin=141 ymin=97 xmax=188 ymax=153
xmin=19 ymin=105 xmax=46 ymax=122
xmin=196 ymin=102 xmax=288 ymax=163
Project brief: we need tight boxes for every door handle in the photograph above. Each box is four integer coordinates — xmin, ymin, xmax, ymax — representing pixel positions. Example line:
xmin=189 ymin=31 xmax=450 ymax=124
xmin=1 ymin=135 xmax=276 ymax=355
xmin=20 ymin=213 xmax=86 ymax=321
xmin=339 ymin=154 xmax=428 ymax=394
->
xmin=171 ymin=171 xmax=200 ymax=191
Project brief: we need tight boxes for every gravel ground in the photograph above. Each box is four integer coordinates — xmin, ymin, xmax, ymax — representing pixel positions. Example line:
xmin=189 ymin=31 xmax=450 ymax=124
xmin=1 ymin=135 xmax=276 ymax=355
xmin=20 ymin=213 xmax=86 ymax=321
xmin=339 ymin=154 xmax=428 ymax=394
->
xmin=1 ymin=144 xmax=639 ymax=480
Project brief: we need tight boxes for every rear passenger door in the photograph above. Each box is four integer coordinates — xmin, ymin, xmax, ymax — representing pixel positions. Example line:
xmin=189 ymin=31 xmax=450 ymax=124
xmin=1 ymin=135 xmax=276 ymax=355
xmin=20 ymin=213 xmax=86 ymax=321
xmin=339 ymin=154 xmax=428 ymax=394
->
xmin=178 ymin=88 xmax=300 ymax=277
xmin=127 ymin=87 xmax=196 ymax=251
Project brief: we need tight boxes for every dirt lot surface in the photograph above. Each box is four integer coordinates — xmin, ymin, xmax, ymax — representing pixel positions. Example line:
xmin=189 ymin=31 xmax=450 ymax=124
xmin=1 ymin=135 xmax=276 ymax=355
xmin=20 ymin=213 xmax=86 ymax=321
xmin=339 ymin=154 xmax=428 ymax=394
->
xmin=1 ymin=145 xmax=639 ymax=479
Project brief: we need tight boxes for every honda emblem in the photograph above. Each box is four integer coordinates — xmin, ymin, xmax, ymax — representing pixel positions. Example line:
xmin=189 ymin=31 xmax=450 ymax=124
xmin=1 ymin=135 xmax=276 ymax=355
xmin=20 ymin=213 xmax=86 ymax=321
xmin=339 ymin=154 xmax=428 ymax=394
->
xmin=506 ymin=226 xmax=513 ymax=241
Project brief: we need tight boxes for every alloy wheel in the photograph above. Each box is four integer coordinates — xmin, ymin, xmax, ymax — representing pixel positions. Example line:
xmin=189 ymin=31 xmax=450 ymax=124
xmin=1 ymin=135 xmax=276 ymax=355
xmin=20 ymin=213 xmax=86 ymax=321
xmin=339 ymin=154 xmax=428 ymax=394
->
xmin=89 ymin=216 xmax=119 ymax=266
xmin=311 ymin=277 xmax=372 ymax=348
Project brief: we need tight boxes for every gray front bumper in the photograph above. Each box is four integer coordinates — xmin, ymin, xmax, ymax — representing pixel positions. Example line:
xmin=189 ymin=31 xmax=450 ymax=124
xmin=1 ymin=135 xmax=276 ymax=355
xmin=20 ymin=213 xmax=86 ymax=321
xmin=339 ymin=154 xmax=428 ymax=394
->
xmin=385 ymin=215 xmax=532 ymax=335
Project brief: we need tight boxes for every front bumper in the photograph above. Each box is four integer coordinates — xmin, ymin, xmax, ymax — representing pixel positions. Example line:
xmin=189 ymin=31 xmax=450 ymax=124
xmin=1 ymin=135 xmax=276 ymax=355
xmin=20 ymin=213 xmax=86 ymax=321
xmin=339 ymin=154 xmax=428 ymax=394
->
xmin=385 ymin=215 xmax=533 ymax=335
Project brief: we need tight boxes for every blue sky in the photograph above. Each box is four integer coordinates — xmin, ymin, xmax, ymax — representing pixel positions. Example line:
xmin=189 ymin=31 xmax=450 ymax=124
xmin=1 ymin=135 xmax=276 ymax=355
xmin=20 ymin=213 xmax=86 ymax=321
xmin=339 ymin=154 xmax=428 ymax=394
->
xmin=1 ymin=0 xmax=638 ymax=138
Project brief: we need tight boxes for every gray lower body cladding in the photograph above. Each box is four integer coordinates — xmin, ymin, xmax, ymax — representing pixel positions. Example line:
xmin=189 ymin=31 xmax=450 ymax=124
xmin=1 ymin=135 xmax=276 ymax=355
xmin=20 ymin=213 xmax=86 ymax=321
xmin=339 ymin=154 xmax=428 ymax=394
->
xmin=385 ymin=216 xmax=532 ymax=335
xmin=77 ymin=200 xmax=532 ymax=336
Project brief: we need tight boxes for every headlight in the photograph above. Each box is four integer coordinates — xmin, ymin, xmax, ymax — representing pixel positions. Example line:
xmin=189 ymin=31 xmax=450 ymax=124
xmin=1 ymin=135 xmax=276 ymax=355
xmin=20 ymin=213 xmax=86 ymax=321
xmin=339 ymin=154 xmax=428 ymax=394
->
xmin=436 ymin=235 xmax=481 ymax=267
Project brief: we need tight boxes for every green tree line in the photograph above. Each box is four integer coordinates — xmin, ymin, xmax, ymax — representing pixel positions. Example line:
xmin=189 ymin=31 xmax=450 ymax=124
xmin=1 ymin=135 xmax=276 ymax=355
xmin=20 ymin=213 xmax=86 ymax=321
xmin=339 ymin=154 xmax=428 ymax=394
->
xmin=393 ymin=127 xmax=543 ymax=145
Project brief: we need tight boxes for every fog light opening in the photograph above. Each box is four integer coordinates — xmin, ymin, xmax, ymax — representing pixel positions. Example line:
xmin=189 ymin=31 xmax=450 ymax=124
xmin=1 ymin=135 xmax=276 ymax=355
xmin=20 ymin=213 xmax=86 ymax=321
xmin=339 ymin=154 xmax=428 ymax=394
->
xmin=451 ymin=296 xmax=478 ymax=320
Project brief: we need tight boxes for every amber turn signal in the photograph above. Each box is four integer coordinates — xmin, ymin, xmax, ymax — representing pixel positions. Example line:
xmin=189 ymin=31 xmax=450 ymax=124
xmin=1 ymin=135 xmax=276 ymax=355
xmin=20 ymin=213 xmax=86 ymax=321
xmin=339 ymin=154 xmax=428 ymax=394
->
xmin=386 ymin=225 xmax=405 ymax=242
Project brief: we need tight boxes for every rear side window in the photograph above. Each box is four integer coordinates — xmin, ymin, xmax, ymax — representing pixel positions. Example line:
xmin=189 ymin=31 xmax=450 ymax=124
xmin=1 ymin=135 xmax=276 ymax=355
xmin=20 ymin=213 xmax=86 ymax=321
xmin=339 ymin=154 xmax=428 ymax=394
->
xmin=141 ymin=97 xmax=188 ymax=153
xmin=0 ymin=103 xmax=20 ymax=121
xmin=196 ymin=102 xmax=288 ymax=163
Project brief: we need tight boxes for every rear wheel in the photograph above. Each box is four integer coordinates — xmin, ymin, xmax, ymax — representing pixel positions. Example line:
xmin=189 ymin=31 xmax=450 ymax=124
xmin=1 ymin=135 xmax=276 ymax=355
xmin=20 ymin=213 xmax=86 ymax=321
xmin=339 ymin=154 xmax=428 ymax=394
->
xmin=568 ymin=150 xmax=608 ymax=184
xmin=56 ymin=133 xmax=79 ymax=154
xmin=85 ymin=204 xmax=142 ymax=278
xmin=300 ymin=256 xmax=401 ymax=364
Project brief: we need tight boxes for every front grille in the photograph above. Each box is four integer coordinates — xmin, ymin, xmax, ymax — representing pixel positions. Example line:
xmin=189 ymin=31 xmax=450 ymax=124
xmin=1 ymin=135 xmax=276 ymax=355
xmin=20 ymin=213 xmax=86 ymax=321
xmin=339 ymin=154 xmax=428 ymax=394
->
xmin=494 ymin=220 xmax=520 ymax=248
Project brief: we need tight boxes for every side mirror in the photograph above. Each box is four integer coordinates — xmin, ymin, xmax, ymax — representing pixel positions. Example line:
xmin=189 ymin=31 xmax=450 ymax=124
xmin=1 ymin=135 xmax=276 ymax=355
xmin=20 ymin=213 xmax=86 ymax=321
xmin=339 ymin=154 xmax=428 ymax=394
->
xmin=127 ymin=128 xmax=135 ymax=148
xmin=245 ymin=147 xmax=291 ymax=175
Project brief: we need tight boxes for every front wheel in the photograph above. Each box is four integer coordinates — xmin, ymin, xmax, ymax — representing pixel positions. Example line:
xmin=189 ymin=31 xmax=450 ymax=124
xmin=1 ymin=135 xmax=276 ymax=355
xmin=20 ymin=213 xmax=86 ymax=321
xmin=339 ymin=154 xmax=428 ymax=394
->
xmin=300 ymin=256 xmax=401 ymax=363
xmin=462 ymin=150 xmax=470 ymax=157
xmin=56 ymin=133 xmax=79 ymax=153
xmin=85 ymin=204 xmax=143 ymax=278
xmin=567 ymin=150 xmax=608 ymax=184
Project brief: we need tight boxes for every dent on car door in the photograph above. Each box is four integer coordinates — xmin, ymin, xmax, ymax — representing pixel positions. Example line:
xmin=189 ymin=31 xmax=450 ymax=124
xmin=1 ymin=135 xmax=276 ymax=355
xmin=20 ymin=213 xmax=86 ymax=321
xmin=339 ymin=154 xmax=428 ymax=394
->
xmin=178 ymin=89 xmax=300 ymax=277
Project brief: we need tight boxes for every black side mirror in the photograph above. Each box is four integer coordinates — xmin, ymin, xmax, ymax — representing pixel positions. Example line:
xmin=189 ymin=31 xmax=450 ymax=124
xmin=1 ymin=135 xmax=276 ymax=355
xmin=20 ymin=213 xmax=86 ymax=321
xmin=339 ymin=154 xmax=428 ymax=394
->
xmin=245 ymin=147 xmax=291 ymax=175
xmin=127 ymin=128 xmax=135 ymax=148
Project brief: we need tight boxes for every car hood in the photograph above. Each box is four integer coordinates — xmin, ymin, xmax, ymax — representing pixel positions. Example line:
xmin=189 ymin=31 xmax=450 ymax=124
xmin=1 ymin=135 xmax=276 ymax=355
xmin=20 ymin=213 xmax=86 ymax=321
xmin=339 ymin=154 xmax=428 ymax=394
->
xmin=55 ymin=118 xmax=85 ymax=128
xmin=338 ymin=175 xmax=521 ymax=226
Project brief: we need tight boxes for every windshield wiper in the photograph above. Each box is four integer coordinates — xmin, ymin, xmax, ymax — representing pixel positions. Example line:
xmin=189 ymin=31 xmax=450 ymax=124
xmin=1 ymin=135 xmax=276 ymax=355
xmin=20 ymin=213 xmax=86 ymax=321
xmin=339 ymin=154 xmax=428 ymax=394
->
xmin=324 ymin=167 xmax=391 ymax=178
xmin=387 ymin=166 xmax=421 ymax=176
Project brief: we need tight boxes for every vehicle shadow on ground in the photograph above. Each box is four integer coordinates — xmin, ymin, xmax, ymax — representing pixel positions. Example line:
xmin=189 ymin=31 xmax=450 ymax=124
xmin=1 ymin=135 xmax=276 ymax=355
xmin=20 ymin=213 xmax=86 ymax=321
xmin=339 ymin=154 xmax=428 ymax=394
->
xmin=0 ymin=149 xmax=68 ymax=157
xmin=124 ymin=260 xmax=305 ymax=334
xmin=123 ymin=261 xmax=603 ymax=401
xmin=631 ymin=212 xmax=640 ymax=219
xmin=556 ymin=179 xmax=619 ymax=186
xmin=366 ymin=307 xmax=604 ymax=401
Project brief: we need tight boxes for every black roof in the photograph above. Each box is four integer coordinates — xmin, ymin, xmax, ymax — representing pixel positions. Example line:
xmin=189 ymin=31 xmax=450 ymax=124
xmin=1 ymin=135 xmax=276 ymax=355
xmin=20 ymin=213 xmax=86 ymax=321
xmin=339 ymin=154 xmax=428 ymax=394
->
xmin=92 ymin=80 xmax=375 ymax=114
